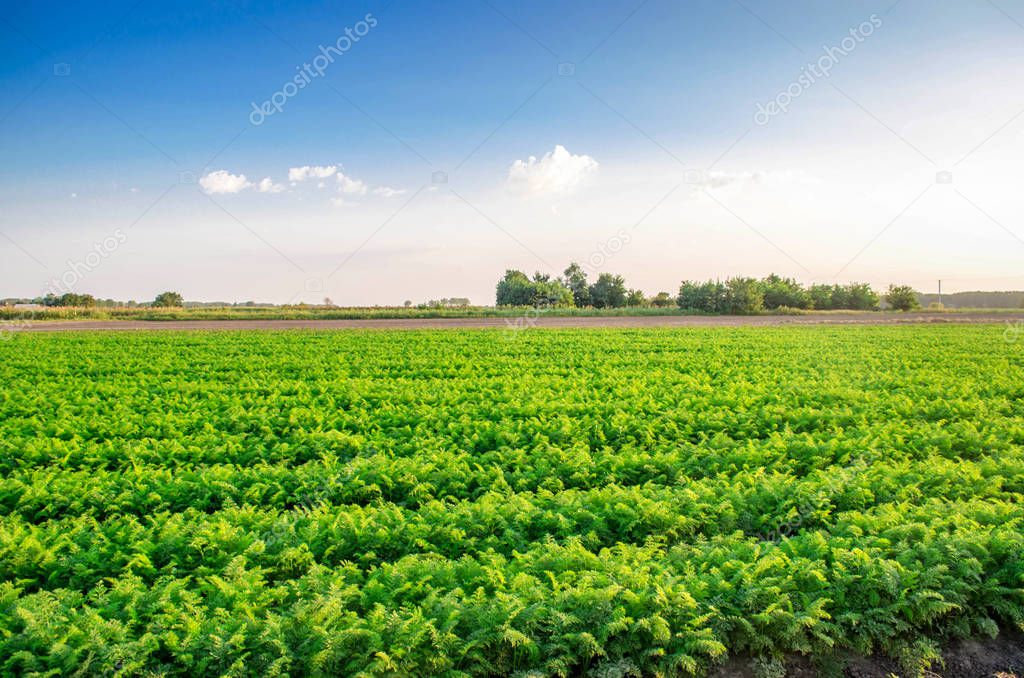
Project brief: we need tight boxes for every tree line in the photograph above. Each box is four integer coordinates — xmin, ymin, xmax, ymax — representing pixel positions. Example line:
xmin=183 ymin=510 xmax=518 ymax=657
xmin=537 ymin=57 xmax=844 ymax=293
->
xmin=497 ymin=265 xmax=922 ymax=312
xmin=33 ymin=291 xmax=185 ymax=308
xmin=497 ymin=265 xmax=676 ymax=309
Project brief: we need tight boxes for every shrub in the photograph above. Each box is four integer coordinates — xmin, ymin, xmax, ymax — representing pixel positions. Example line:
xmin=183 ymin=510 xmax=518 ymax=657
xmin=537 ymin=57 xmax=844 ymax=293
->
xmin=724 ymin=277 xmax=764 ymax=314
xmin=677 ymin=280 xmax=727 ymax=313
xmin=496 ymin=270 xmax=574 ymax=307
xmin=650 ymin=292 xmax=674 ymax=308
xmin=153 ymin=291 xmax=184 ymax=308
xmin=886 ymin=284 xmax=920 ymax=311
xmin=589 ymin=273 xmax=628 ymax=308
xmin=761 ymin=274 xmax=811 ymax=310
xmin=626 ymin=289 xmax=647 ymax=306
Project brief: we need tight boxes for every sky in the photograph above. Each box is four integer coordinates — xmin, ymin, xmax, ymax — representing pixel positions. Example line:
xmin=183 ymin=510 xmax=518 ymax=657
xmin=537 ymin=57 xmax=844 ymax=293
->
xmin=2 ymin=0 xmax=1024 ymax=305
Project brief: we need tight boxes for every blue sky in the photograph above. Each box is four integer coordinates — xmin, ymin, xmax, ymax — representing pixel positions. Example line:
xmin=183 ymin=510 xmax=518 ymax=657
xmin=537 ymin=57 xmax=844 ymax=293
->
xmin=3 ymin=0 xmax=1024 ymax=304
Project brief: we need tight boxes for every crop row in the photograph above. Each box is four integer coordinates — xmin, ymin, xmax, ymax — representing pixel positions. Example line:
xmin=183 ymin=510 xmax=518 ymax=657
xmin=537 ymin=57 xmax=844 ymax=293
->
xmin=0 ymin=326 xmax=1022 ymax=676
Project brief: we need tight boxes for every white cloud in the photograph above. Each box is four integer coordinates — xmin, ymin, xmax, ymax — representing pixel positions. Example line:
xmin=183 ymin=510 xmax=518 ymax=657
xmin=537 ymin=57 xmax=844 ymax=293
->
xmin=286 ymin=164 xmax=369 ymax=195
xmin=200 ymin=170 xmax=253 ymax=194
xmin=288 ymin=165 xmax=338 ymax=183
xmin=337 ymin=172 xmax=368 ymax=195
xmin=685 ymin=169 xmax=814 ymax=193
xmin=507 ymin=145 xmax=598 ymax=196
xmin=258 ymin=177 xmax=285 ymax=193
xmin=373 ymin=186 xmax=406 ymax=198
xmin=330 ymin=197 xmax=357 ymax=207
xmin=684 ymin=170 xmax=763 ymax=189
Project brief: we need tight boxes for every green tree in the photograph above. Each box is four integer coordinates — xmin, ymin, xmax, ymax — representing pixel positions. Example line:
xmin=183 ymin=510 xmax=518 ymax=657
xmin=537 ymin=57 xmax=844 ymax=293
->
xmin=562 ymin=262 xmax=590 ymax=307
xmin=534 ymin=280 xmax=574 ymax=307
xmin=808 ymin=284 xmax=836 ymax=310
xmin=761 ymin=274 xmax=810 ymax=310
xmin=677 ymin=280 xmax=726 ymax=313
xmin=830 ymin=284 xmax=851 ymax=310
xmin=650 ymin=291 xmax=674 ymax=307
xmin=496 ymin=270 xmax=573 ymax=307
xmin=724 ymin=277 xmax=764 ymax=314
xmin=43 ymin=292 xmax=97 ymax=307
xmin=845 ymin=283 xmax=880 ymax=310
xmin=496 ymin=270 xmax=535 ymax=306
xmin=153 ymin=291 xmax=184 ymax=308
xmin=625 ymin=289 xmax=646 ymax=306
xmin=885 ymin=284 xmax=920 ymax=311
xmin=807 ymin=283 xmax=878 ymax=311
xmin=589 ymin=273 xmax=627 ymax=308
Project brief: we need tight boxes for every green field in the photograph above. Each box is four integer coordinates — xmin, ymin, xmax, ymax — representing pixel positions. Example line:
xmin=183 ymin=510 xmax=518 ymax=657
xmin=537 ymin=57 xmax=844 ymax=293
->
xmin=1 ymin=327 xmax=1022 ymax=676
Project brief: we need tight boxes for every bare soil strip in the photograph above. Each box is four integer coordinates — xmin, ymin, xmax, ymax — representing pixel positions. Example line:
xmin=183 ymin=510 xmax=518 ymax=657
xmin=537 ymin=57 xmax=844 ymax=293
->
xmin=12 ymin=312 xmax=1024 ymax=332
xmin=712 ymin=626 xmax=1024 ymax=677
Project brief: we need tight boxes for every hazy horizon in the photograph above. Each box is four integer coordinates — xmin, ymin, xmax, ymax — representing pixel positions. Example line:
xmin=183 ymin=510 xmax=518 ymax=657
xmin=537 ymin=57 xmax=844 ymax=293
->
xmin=4 ymin=0 xmax=1024 ymax=304
xmin=8 ymin=283 xmax=1024 ymax=309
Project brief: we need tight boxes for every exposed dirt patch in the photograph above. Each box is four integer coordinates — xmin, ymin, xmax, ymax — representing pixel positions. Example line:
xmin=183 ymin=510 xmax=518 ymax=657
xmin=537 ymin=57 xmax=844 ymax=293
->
xmin=937 ymin=630 xmax=1024 ymax=678
xmin=709 ymin=628 xmax=1024 ymax=677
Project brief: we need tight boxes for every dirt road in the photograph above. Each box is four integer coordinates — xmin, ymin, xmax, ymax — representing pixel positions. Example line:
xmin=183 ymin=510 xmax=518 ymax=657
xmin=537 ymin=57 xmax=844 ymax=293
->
xmin=11 ymin=312 xmax=1024 ymax=332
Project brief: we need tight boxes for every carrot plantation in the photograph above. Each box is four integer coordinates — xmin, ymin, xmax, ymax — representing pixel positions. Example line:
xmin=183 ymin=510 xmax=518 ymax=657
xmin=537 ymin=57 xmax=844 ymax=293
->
xmin=0 ymin=326 xmax=1022 ymax=677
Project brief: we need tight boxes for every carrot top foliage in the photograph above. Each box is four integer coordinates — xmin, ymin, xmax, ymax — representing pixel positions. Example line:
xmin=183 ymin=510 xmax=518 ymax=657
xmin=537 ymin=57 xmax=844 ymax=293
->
xmin=0 ymin=326 xmax=1022 ymax=677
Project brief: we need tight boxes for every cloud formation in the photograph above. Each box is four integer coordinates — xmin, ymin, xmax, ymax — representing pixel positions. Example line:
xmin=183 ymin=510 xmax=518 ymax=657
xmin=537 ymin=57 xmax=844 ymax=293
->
xmin=337 ymin=172 xmax=368 ymax=195
xmin=200 ymin=164 xmax=399 ymax=201
xmin=685 ymin=169 xmax=813 ymax=193
xmin=288 ymin=165 xmax=338 ymax=182
xmin=200 ymin=170 xmax=253 ymax=194
xmin=507 ymin=145 xmax=598 ymax=197
xmin=685 ymin=170 xmax=764 ymax=189
xmin=373 ymin=186 xmax=405 ymax=198
xmin=258 ymin=177 xmax=285 ymax=193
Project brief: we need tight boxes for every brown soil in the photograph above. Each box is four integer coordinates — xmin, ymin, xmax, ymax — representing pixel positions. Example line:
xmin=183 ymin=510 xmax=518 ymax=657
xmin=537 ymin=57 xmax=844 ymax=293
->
xmin=710 ymin=627 xmax=1024 ymax=677
xmin=14 ymin=312 xmax=1024 ymax=332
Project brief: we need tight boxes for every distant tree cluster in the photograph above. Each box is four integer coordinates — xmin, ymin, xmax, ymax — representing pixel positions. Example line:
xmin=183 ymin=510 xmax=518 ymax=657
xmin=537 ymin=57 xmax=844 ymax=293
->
xmin=42 ymin=292 xmax=97 ymax=307
xmin=13 ymin=277 xmax=927 ymax=315
xmin=425 ymin=297 xmax=471 ymax=308
xmin=496 ymin=264 xmax=668 ymax=309
xmin=807 ymin=282 xmax=880 ymax=310
xmin=677 ymin=275 xmax=883 ymax=314
xmin=495 ymin=270 xmax=574 ymax=307
xmin=884 ymin=284 xmax=920 ymax=311
xmin=152 ymin=291 xmax=184 ymax=308
xmin=33 ymin=291 xmax=186 ymax=309
xmin=677 ymin=278 xmax=764 ymax=314
xmin=494 ymin=264 xmax=930 ymax=314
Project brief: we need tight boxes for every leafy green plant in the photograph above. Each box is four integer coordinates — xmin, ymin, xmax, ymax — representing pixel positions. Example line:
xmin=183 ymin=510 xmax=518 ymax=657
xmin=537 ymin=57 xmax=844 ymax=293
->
xmin=0 ymin=325 xmax=1021 ymax=675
